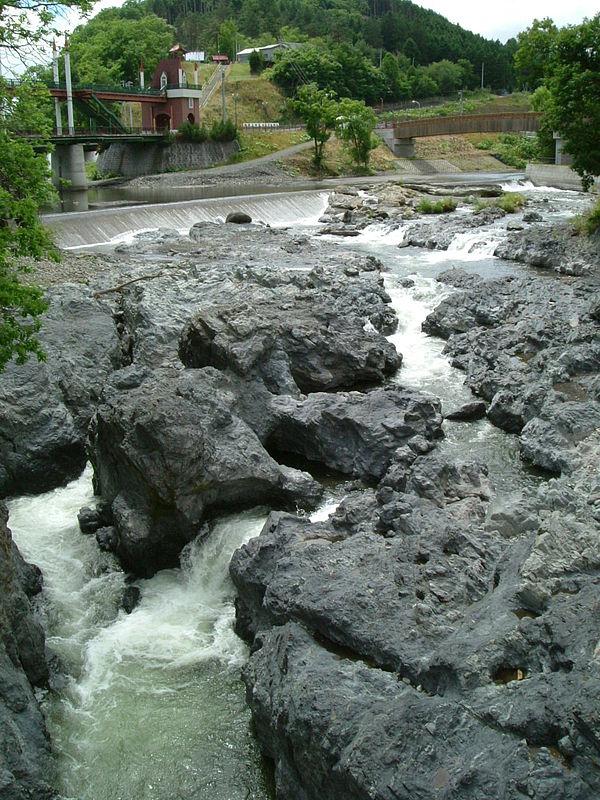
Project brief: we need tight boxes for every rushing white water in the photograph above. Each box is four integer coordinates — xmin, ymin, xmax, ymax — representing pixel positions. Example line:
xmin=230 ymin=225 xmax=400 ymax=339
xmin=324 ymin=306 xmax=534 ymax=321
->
xmin=8 ymin=468 xmax=275 ymax=800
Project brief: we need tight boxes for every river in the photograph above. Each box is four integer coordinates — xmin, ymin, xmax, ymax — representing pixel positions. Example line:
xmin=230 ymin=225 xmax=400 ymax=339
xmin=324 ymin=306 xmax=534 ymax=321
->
xmin=7 ymin=179 xmax=590 ymax=799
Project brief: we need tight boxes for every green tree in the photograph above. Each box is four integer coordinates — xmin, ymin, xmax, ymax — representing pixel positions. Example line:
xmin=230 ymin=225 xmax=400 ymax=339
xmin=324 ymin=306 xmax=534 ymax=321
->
xmin=380 ymin=52 xmax=401 ymax=100
xmin=335 ymin=97 xmax=377 ymax=168
xmin=248 ymin=49 xmax=264 ymax=74
xmin=0 ymin=132 xmax=56 ymax=371
xmin=545 ymin=14 xmax=600 ymax=190
xmin=218 ymin=18 xmax=238 ymax=62
xmin=293 ymin=83 xmax=338 ymax=167
xmin=514 ymin=18 xmax=558 ymax=90
xmin=0 ymin=0 xmax=94 ymax=372
xmin=424 ymin=59 xmax=463 ymax=95
xmin=68 ymin=7 xmax=175 ymax=85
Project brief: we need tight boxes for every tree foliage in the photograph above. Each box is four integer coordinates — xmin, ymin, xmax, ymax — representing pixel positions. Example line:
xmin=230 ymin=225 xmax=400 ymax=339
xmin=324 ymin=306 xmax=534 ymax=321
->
xmin=514 ymin=18 xmax=558 ymax=90
xmin=335 ymin=97 xmax=377 ymax=168
xmin=293 ymin=83 xmax=338 ymax=167
xmin=545 ymin=14 xmax=600 ymax=190
xmin=140 ymin=0 xmax=514 ymax=89
xmin=0 ymin=0 xmax=94 ymax=371
xmin=0 ymin=131 xmax=55 ymax=371
xmin=67 ymin=4 xmax=175 ymax=85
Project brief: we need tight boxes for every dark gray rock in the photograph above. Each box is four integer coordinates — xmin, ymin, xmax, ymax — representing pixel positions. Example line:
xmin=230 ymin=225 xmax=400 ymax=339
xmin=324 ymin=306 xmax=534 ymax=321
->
xmin=179 ymin=265 xmax=400 ymax=394
xmin=422 ymin=269 xmax=600 ymax=474
xmin=89 ymin=366 xmax=323 ymax=576
xmin=266 ymin=387 xmax=443 ymax=481
xmin=77 ymin=502 xmax=112 ymax=535
xmin=225 ymin=212 xmax=252 ymax=224
xmin=232 ymin=435 xmax=600 ymax=799
xmin=244 ymin=622 xmax=590 ymax=800
xmin=121 ymin=585 xmax=141 ymax=614
xmin=0 ymin=286 xmax=121 ymax=498
xmin=0 ymin=504 xmax=55 ymax=799
xmin=444 ymin=400 xmax=487 ymax=421
xmin=495 ymin=224 xmax=600 ymax=273
xmin=95 ymin=526 xmax=118 ymax=553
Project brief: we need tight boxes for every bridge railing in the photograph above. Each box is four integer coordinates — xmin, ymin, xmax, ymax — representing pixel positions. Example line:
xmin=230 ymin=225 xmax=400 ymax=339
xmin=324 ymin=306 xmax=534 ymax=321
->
xmin=16 ymin=126 xmax=167 ymax=139
xmin=53 ymin=81 xmax=165 ymax=96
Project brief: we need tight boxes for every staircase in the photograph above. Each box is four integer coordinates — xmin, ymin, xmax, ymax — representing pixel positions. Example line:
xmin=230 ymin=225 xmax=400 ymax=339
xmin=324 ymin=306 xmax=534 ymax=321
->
xmin=198 ymin=65 xmax=230 ymax=111
xmin=74 ymin=94 xmax=127 ymax=133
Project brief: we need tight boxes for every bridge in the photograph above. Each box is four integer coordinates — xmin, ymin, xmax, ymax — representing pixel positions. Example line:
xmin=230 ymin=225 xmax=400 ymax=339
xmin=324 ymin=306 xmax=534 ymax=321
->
xmin=386 ymin=112 xmax=543 ymax=157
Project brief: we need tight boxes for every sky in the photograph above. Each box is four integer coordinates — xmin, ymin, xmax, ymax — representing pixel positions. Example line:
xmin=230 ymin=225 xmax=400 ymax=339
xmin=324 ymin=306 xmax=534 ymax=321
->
xmin=414 ymin=1 xmax=598 ymax=42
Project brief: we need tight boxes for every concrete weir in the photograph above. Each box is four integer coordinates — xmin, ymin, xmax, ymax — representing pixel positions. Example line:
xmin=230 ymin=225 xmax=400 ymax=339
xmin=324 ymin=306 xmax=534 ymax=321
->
xmin=51 ymin=144 xmax=89 ymax=212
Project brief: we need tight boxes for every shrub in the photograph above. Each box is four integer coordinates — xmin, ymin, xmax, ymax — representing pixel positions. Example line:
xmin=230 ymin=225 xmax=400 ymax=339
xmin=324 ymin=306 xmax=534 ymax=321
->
xmin=249 ymin=49 xmax=265 ymax=74
xmin=475 ymin=133 xmax=541 ymax=169
xmin=177 ymin=120 xmax=209 ymax=143
xmin=474 ymin=192 xmax=524 ymax=214
xmin=209 ymin=119 xmax=238 ymax=142
xmin=573 ymin=198 xmax=600 ymax=235
xmin=416 ymin=197 xmax=457 ymax=214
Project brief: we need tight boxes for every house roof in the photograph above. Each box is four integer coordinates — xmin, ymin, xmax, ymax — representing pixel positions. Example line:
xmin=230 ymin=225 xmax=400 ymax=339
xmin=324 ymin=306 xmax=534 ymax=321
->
xmin=237 ymin=42 xmax=301 ymax=56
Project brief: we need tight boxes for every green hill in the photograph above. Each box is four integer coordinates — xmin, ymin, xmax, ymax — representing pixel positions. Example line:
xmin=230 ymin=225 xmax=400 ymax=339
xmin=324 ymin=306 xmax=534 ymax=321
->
xmin=142 ymin=0 xmax=516 ymax=90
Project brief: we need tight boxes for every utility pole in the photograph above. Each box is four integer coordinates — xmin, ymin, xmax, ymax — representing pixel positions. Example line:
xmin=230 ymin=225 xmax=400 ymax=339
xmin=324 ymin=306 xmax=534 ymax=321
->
xmin=53 ymin=39 xmax=63 ymax=134
xmin=221 ymin=66 xmax=226 ymax=123
xmin=481 ymin=62 xmax=484 ymax=90
xmin=64 ymin=36 xmax=75 ymax=135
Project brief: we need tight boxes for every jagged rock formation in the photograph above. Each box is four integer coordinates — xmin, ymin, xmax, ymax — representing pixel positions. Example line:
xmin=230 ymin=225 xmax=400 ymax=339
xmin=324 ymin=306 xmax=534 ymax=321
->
xmin=0 ymin=505 xmax=54 ymax=800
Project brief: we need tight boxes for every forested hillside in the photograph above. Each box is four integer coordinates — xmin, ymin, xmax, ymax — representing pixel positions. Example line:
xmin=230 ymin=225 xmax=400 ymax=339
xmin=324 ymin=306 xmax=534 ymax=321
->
xmin=140 ymin=0 xmax=516 ymax=89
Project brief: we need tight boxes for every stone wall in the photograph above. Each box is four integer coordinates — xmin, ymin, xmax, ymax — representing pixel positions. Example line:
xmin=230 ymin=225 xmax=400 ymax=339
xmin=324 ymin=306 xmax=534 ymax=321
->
xmin=96 ymin=140 xmax=240 ymax=178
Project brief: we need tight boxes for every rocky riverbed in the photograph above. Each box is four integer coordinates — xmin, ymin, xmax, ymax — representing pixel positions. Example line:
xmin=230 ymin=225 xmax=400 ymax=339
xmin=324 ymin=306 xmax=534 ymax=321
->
xmin=2 ymin=181 xmax=600 ymax=799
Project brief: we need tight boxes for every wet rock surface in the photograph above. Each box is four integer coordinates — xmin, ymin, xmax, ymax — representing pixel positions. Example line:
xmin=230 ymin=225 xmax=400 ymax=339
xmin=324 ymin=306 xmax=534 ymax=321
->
xmin=4 ymin=180 xmax=600 ymax=799
xmin=422 ymin=268 xmax=600 ymax=474
xmin=232 ymin=435 xmax=600 ymax=800
xmin=0 ymin=504 xmax=55 ymax=800
xmin=0 ymin=286 xmax=121 ymax=497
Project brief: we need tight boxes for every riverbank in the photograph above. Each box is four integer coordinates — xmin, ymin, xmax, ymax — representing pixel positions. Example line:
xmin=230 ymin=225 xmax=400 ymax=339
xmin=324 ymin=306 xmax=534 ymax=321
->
xmin=3 ymin=178 xmax=600 ymax=798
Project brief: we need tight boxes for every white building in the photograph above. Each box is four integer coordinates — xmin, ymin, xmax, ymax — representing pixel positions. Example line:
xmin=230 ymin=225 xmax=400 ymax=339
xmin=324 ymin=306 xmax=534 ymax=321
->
xmin=236 ymin=42 xmax=302 ymax=64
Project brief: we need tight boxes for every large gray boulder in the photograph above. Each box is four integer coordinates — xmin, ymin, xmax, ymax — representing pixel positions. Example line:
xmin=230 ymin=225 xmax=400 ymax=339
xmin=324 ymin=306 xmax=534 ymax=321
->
xmin=266 ymin=387 xmax=443 ymax=480
xmin=89 ymin=365 xmax=323 ymax=577
xmin=0 ymin=286 xmax=121 ymax=497
xmin=422 ymin=269 xmax=600 ymax=474
xmin=179 ymin=264 xmax=399 ymax=394
xmin=244 ymin=622 xmax=591 ymax=800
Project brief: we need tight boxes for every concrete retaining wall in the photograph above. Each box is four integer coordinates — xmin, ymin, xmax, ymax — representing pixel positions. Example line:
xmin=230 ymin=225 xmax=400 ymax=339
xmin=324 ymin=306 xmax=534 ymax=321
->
xmin=97 ymin=140 xmax=240 ymax=178
xmin=525 ymin=164 xmax=599 ymax=191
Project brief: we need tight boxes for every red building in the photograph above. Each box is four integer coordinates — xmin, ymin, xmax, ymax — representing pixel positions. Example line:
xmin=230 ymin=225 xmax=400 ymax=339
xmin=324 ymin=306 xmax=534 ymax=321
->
xmin=141 ymin=44 xmax=205 ymax=132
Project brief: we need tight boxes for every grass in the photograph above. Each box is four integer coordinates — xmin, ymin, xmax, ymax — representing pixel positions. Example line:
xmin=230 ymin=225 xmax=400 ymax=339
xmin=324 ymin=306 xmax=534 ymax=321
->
xmin=416 ymin=197 xmax=457 ymax=214
xmin=283 ymin=136 xmax=400 ymax=178
xmin=200 ymin=62 xmax=290 ymax=127
xmin=473 ymin=192 xmax=524 ymax=214
xmin=385 ymin=90 xmax=532 ymax=122
xmin=572 ymin=198 xmax=600 ymax=235
xmin=223 ymin=128 xmax=311 ymax=165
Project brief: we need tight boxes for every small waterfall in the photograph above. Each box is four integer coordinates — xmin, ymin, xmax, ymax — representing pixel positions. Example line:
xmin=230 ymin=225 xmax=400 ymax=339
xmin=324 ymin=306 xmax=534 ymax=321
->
xmin=43 ymin=190 xmax=331 ymax=250
xmin=446 ymin=230 xmax=502 ymax=258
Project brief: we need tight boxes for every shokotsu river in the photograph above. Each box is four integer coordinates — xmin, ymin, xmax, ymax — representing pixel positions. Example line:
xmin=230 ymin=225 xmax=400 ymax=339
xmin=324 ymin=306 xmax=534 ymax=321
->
xmin=8 ymin=180 xmax=592 ymax=800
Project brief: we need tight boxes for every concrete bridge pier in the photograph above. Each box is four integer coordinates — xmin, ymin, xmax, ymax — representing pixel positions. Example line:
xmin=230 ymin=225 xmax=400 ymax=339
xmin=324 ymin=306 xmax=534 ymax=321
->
xmin=51 ymin=143 xmax=89 ymax=212
xmin=393 ymin=137 xmax=415 ymax=158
